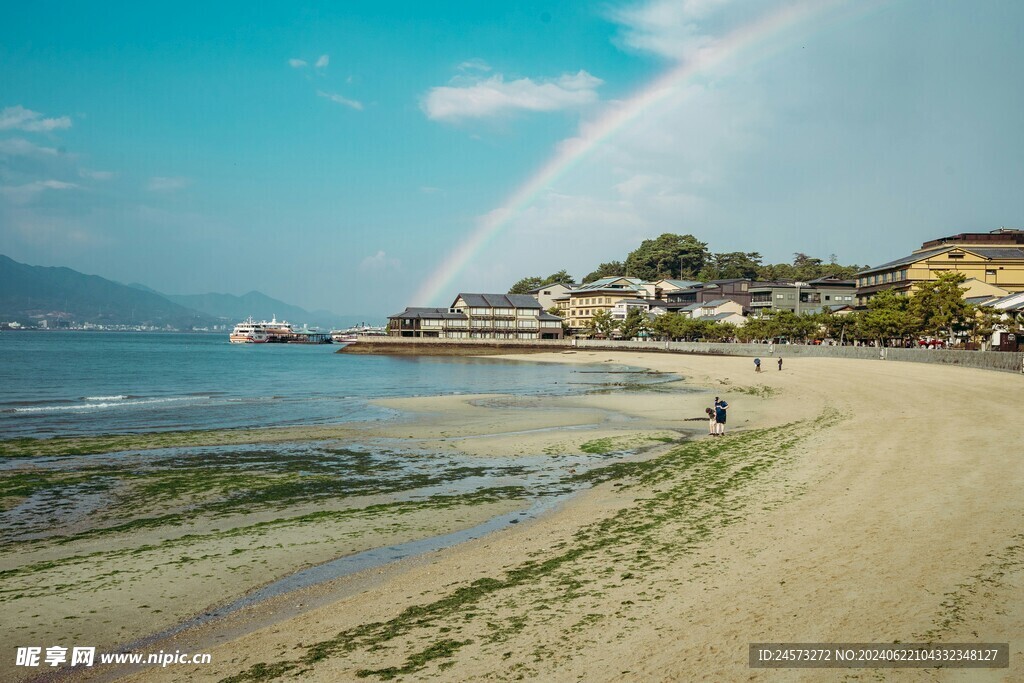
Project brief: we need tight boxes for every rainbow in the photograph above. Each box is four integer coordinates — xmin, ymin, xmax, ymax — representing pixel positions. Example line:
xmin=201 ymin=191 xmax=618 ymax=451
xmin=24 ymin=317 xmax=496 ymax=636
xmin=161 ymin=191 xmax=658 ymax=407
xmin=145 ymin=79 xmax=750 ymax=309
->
xmin=412 ymin=0 xmax=860 ymax=306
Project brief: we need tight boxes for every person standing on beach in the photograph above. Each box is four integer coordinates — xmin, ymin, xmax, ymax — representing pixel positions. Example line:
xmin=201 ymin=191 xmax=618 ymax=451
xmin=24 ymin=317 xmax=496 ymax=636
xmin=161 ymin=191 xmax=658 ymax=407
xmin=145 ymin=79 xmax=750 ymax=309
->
xmin=706 ymin=407 xmax=716 ymax=436
xmin=714 ymin=397 xmax=728 ymax=435
xmin=754 ymin=358 xmax=761 ymax=373
xmin=778 ymin=357 xmax=783 ymax=371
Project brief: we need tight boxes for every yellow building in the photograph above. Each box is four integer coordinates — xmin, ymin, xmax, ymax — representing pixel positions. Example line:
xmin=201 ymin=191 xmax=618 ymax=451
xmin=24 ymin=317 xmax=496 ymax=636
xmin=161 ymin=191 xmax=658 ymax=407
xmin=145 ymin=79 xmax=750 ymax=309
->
xmin=856 ymin=228 xmax=1024 ymax=306
xmin=555 ymin=277 xmax=649 ymax=332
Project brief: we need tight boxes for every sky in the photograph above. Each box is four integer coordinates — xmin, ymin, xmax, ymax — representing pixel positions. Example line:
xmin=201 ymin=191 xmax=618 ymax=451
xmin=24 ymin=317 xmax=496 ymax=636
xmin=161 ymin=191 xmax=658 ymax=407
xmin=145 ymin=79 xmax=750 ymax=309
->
xmin=2 ymin=0 xmax=1023 ymax=317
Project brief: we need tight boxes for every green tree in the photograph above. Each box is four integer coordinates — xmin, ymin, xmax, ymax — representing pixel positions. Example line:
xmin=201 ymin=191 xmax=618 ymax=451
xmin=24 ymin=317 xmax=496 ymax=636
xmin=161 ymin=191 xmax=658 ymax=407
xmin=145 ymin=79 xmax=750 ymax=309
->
xmin=582 ymin=261 xmax=626 ymax=284
xmin=704 ymin=321 xmax=737 ymax=342
xmin=508 ymin=276 xmax=543 ymax=294
xmin=699 ymin=251 xmax=764 ymax=281
xmin=818 ymin=309 xmax=853 ymax=344
xmin=736 ymin=314 xmax=773 ymax=342
xmin=861 ymin=289 xmax=917 ymax=346
xmin=587 ymin=309 xmax=618 ymax=338
xmin=624 ymin=233 xmax=710 ymax=281
xmin=965 ymin=305 xmax=1002 ymax=350
xmin=757 ymin=253 xmax=862 ymax=282
xmin=509 ymin=270 xmax=576 ymax=294
xmin=618 ymin=307 xmax=649 ymax=340
xmin=649 ymin=312 xmax=680 ymax=340
xmin=909 ymin=272 xmax=971 ymax=344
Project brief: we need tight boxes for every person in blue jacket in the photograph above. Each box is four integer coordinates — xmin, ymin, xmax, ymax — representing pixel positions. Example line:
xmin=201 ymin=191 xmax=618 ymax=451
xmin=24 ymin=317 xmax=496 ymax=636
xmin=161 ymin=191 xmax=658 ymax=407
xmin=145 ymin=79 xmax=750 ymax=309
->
xmin=714 ymin=397 xmax=729 ymax=435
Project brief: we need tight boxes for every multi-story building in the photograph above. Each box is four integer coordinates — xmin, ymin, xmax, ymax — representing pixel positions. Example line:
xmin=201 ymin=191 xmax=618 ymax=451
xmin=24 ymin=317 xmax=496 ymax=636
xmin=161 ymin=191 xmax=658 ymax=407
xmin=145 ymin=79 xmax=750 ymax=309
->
xmin=555 ymin=277 xmax=649 ymax=332
xmin=608 ymin=298 xmax=667 ymax=323
xmin=526 ymin=282 xmax=574 ymax=312
xmin=749 ymin=276 xmax=856 ymax=315
xmin=676 ymin=299 xmax=746 ymax=325
xmin=855 ymin=228 xmax=1024 ymax=306
xmin=388 ymin=293 xmax=563 ymax=340
xmin=665 ymin=279 xmax=753 ymax=312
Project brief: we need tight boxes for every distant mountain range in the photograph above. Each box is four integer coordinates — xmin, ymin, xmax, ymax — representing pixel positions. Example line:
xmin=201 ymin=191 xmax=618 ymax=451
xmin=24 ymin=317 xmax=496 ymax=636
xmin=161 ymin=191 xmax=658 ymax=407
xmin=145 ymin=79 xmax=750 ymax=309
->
xmin=0 ymin=254 xmax=366 ymax=329
xmin=142 ymin=289 xmax=363 ymax=329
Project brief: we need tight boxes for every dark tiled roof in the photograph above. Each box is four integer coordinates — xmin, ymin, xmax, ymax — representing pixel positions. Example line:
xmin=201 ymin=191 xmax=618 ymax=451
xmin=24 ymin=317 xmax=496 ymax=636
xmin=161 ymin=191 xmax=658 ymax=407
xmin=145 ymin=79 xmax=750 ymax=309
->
xmin=388 ymin=307 xmax=467 ymax=320
xmin=537 ymin=311 xmax=563 ymax=321
xmin=456 ymin=293 xmax=542 ymax=309
xmin=857 ymin=247 xmax=951 ymax=275
xmin=807 ymin=275 xmax=856 ymax=286
xmin=859 ymin=246 xmax=1024 ymax=275
xmin=969 ymin=247 xmax=1024 ymax=259
xmin=572 ymin=277 xmax=646 ymax=292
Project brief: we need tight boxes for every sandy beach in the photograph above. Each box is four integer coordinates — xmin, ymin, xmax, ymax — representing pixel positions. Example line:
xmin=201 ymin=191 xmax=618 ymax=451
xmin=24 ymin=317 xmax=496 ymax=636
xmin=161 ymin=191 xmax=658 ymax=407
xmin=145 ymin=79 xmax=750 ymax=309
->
xmin=5 ymin=351 xmax=1022 ymax=682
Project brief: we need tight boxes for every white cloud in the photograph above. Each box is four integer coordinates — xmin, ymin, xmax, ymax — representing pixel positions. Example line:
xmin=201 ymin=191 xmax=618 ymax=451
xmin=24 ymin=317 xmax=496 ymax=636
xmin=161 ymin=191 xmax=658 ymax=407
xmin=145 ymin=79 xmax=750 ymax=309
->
xmin=0 ymin=179 xmax=78 ymax=204
xmin=288 ymin=58 xmax=308 ymax=68
xmin=146 ymin=176 xmax=191 ymax=192
xmin=0 ymin=137 xmax=59 ymax=157
xmin=358 ymin=250 xmax=401 ymax=274
xmin=315 ymin=54 xmax=329 ymax=69
xmin=0 ymin=105 xmax=73 ymax=132
xmin=317 ymin=90 xmax=364 ymax=111
xmin=609 ymin=0 xmax=737 ymax=61
xmin=422 ymin=70 xmax=603 ymax=122
xmin=457 ymin=58 xmax=492 ymax=72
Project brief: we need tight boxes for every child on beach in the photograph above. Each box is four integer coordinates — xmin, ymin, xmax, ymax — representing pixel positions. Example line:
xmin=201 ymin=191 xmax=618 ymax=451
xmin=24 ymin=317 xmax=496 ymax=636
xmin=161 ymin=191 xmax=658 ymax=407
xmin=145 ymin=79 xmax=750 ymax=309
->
xmin=706 ymin=407 xmax=716 ymax=435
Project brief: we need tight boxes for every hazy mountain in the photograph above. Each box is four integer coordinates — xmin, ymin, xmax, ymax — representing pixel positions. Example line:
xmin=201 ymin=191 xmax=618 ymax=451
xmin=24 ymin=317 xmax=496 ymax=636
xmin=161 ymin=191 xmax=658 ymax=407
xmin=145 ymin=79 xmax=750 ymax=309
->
xmin=0 ymin=255 xmax=218 ymax=328
xmin=159 ymin=291 xmax=364 ymax=329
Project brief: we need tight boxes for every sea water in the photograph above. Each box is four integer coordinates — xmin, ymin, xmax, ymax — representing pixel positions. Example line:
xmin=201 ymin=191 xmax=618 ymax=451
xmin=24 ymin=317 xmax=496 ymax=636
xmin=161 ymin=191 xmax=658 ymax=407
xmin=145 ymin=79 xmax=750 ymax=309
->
xmin=0 ymin=331 xmax=655 ymax=439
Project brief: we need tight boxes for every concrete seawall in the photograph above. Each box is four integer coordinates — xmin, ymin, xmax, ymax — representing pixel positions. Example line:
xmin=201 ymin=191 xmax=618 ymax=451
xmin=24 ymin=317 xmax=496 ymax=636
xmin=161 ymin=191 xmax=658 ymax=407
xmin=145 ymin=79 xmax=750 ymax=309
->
xmin=339 ymin=337 xmax=1024 ymax=374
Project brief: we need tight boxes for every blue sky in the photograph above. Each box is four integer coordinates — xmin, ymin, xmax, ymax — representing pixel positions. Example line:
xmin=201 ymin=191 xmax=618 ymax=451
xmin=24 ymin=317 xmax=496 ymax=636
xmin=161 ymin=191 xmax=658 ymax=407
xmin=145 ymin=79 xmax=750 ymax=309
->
xmin=2 ymin=1 xmax=1023 ymax=317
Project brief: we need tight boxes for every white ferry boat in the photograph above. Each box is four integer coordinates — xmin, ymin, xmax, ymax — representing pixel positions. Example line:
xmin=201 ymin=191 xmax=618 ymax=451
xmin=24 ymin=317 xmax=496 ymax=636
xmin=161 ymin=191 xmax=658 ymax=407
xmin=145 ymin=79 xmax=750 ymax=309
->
xmin=330 ymin=323 xmax=388 ymax=343
xmin=229 ymin=316 xmax=295 ymax=343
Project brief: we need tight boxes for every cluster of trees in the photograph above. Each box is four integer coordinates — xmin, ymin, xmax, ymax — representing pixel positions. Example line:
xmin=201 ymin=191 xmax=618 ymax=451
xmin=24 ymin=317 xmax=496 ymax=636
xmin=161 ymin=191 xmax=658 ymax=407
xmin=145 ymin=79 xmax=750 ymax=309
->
xmin=507 ymin=270 xmax=575 ymax=295
xmin=508 ymin=233 xmax=863 ymax=293
xmin=585 ymin=273 xmax=1009 ymax=349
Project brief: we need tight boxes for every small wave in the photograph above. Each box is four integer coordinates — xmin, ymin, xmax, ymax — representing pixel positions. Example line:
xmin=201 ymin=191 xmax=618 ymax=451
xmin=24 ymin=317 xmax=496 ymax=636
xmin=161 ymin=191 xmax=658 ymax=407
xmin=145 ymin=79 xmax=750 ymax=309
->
xmin=84 ymin=395 xmax=129 ymax=401
xmin=14 ymin=396 xmax=211 ymax=413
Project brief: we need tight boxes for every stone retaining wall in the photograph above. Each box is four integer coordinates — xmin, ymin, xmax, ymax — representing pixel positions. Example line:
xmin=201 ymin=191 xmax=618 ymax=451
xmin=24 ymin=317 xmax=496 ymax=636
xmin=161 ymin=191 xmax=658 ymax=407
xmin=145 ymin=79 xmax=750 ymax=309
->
xmin=344 ymin=336 xmax=1024 ymax=373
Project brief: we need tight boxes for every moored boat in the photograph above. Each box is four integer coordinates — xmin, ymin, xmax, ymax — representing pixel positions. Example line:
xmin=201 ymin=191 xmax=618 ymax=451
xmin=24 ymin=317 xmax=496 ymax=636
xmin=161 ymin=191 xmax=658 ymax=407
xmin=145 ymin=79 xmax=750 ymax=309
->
xmin=330 ymin=323 xmax=388 ymax=343
xmin=229 ymin=317 xmax=270 ymax=343
xmin=229 ymin=316 xmax=298 ymax=343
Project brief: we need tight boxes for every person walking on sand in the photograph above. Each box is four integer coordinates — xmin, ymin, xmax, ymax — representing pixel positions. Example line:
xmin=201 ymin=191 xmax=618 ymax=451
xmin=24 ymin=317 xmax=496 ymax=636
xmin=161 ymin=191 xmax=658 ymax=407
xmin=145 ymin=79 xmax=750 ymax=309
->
xmin=706 ymin=407 xmax=716 ymax=436
xmin=778 ymin=357 xmax=783 ymax=371
xmin=754 ymin=357 xmax=761 ymax=373
xmin=714 ymin=397 xmax=728 ymax=435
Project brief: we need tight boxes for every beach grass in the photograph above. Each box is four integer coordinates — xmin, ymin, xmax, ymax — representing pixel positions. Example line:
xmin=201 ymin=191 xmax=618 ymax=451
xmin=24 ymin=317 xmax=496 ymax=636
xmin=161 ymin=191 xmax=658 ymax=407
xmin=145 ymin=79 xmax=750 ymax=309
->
xmin=221 ymin=407 xmax=845 ymax=681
